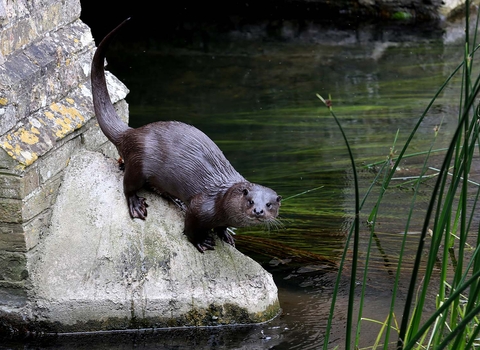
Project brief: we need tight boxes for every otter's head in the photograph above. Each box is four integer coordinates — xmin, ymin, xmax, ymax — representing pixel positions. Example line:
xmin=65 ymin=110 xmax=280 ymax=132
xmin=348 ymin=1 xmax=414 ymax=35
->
xmin=223 ymin=182 xmax=281 ymax=228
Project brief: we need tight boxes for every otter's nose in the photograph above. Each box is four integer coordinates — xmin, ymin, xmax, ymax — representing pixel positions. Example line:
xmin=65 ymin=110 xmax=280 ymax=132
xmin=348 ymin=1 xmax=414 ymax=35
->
xmin=253 ymin=208 xmax=264 ymax=217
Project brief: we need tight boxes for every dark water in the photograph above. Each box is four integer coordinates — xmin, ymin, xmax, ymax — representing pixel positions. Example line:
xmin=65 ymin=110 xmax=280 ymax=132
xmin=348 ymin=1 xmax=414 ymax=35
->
xmin=5 ymin=20 xmax=470 ymax=349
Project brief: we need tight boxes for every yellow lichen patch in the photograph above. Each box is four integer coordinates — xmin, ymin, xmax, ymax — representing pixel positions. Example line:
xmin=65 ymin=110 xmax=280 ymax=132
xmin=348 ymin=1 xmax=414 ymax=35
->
xmin=3 ymin=142 xmax=21 ymax=158
xmin=18 ymin=127 xmax=39 ymax=145
xmin=66 ymin=98 xmax=75 ymax=105
xmin=54 ymin=117 xmax=73 ymax=138
xmin=1 ymin=141 xmax=17 ymax=162
xmin=50 ymin=102 xmax=85 ymax=122
xmin=20 ymin=150 xmax=38 ymax=166
xmin=1 ymin=136 xmax=39 ymax=166
xmin=0 ymin=97 xmax=7 ymax=105
xmin=45 ymin=111 xmax=55 ymax=120
xmin=48 ymin=102 xmax=86 ymax=138
xmin=3 ymin=140 xmax=13 ymax=151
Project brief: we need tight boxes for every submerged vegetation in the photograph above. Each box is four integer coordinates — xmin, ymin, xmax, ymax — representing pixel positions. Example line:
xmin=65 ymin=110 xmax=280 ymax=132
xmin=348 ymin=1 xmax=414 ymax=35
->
xmin=321 ymin=2 xmax=480 ymax=349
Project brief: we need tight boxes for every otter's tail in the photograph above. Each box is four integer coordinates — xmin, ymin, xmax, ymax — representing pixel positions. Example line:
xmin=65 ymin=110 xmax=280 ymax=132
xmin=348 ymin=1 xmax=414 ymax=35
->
xmin=91 ymin=18 xmax=131 ymax=146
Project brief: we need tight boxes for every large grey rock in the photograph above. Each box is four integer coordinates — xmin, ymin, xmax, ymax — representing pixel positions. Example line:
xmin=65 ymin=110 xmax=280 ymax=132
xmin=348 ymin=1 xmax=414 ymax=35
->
xmin=28 ymin=150 xmax=279 ymax=332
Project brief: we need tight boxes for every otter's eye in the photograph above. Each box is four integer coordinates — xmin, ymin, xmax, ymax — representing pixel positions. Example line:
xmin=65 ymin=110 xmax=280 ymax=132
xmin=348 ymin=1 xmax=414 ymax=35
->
xmin=266 ymin=203 xmax=272 ymax=208
xmin=276 ymin=195 xmax=282 ymax=203
xmin=248 ymin=199 xmax=254 ymax=205
xmin=242 ymin=189 xmax=249 ymax=196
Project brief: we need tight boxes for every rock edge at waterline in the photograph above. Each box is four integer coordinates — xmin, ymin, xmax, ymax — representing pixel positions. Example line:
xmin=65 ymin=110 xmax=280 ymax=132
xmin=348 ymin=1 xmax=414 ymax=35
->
xmin=25 ymin=150 xmax=279 ymax=333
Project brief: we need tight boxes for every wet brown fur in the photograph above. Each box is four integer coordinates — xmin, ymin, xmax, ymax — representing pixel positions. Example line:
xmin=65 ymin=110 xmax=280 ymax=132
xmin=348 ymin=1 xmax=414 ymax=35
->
xmin=91 ymin=19 xmax=281 ymax=252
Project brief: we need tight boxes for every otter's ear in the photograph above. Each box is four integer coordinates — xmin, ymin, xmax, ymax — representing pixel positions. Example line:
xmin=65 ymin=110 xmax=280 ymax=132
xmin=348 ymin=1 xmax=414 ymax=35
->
xmin=242 ymin=189 xmax=249 ymax=196
xmin=276 ymin=195 xmax=282 ymax=202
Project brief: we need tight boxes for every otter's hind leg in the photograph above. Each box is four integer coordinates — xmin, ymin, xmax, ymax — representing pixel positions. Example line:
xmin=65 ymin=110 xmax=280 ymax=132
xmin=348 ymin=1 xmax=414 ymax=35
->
xmin=215 ymin=227 xmax=235 ymax=247
xmin=123 ymin=165 xmax=148 ymax=220
xmin=184 ymin=212 xmax=215 ymax=253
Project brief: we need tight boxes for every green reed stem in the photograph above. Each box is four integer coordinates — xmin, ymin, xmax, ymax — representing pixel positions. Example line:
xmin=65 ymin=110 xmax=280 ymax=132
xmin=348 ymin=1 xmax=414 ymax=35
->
xmin=317 ymin=94 xmax=360 ymax=350
xmin=320 ymin=45 xmax=469 ymax=349
xmin=403 ymin=269 xmax=480 ymax=349
xmin=400 ymin=81 xmax=479 ymax=349
xmin=400 ymin=45 xmax=480 ymax=350
xmin=321 ymin=5 xmax=480 ymax=346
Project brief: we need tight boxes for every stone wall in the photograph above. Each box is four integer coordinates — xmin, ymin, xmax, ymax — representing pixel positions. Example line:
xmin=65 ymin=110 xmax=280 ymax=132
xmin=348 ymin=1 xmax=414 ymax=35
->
xmin=0 ymin=0 xmax=280 ymax=335
xmin=0 ymin=0 xmax=128 ymax=318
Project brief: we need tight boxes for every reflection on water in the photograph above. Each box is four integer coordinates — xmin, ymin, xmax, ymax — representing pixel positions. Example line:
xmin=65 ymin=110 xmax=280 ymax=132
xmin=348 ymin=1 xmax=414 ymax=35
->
xmin=9 ymin=20 xmax=468 ymax=349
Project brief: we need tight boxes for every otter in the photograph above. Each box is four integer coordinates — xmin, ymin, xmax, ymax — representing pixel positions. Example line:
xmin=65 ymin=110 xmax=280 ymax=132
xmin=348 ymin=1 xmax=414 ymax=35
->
xmin=91 ymin=18 xmax=281 ymax=253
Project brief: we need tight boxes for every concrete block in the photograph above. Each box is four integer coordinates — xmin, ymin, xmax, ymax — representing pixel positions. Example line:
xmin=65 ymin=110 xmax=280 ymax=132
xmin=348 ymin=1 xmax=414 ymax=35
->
xmin=0 ymin=17 xmax=35 ymax=58
xmin=0 ymin=223 xmax=23 ymax=235
xmin=0 ymin=18 xmax=95 ymax=126
xmin=0 ymin=251 xmax=27 ymax=282
xmin=0 ymin=104 xmax=17 ymax=135
xmin=0 ymin=148 xmax=20 ymax=174
xmin=0 ymin=222 xmax=25 ymax=256
xmin=27 ymin=150 xmax=279 ymax=332
xmin=0 ymin=66 xmax=128 ymax=168
xmin=22 ymin=167 xmax=40 ymax=198
xmin=0 ymin=198 xmax=22 ymax=223
xmin=0 ymin=167 xmax=37 ymax=199
xmin=81 ymin=119 xmax=109 ymax=150
xmin=0 ymin=173 xmax=23 ymax=199
xmin=22 ymin=175 xmax=61 ymax=222
xmin=0 ymin=232 xmax=25 ymax=252
xmin=23 ymin=209 xmax=51 ymax=251
xmin=37 ymin=137 xmax=80 ymax=184
xmin=0 ymin=281 xmax=27 ymax=308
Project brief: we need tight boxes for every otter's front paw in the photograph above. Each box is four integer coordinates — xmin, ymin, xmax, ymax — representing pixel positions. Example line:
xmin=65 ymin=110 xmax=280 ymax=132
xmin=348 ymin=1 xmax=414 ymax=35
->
xmin=195 ymin=236 xmax=216 ymax=253
xmin=128 ymin=195 xmax=149 ymax=220
xmin=215 ymin=227 xmax=235 ymax=247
